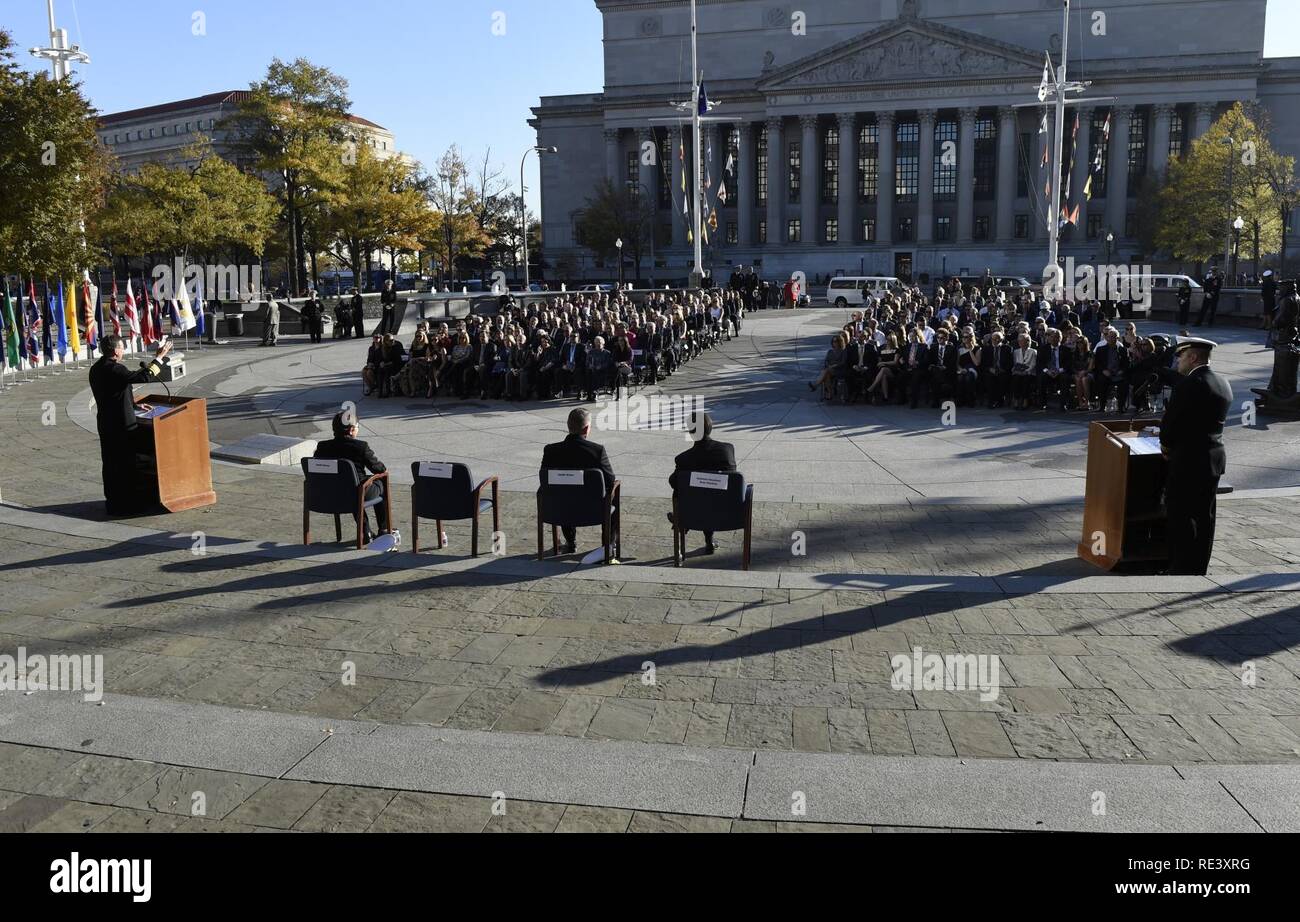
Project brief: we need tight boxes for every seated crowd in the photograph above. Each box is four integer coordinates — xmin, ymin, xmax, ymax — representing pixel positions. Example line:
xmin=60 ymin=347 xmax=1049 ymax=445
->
xmin=810 ymin=277 xmax=1177 ymax=414
xmin=361 ymin=289 xmax=744 ymax=402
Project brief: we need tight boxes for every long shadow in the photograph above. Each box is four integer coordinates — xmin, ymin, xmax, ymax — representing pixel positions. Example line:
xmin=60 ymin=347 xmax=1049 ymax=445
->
xmin=1167 ymin=600 xmax=1300 ymax=660
xmin=536 ymin=560 xmax=1073 ymax=687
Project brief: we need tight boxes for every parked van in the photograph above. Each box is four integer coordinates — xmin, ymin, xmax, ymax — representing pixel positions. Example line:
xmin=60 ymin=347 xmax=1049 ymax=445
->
xmin=826 ymin=276 xmax=901 ymax=308
xmin=1109 ymin=273 xmax=1203 ymax=318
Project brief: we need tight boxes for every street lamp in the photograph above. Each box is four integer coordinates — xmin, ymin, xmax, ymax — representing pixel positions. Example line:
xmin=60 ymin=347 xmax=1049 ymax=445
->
xmin=1233 ymin=215 xmax=1245 ymax=281
xmin=1105 ymin=231 xmax=1115 ymax=264
xmin=615 ymin=238 xmax=624 ymax=289
xmin=1223 ymin=136 xmax=1237 ymax=275
xmin=521 ymin=145 xmax=558 ymax=292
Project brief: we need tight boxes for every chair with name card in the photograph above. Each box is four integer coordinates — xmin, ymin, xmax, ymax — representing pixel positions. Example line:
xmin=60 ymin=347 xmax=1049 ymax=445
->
xmin=672 ymin=470 xmax=753 ymax=570
xmin=301 ymin=458 xmax=390 ymax=550
xmin=537 ymin=468 xmax=621 ymax=563
xmin=410 ymin=461 xmax=499 ymax=557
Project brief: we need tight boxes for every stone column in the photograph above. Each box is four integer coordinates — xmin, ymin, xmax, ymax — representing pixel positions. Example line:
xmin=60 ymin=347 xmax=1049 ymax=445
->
xmin=957 ymin=107 xmax=978 ymax=244
xmin=1106 ymin=105 xmax=1133 ymax=240
xmin=800 ymin=115 xmax=819 ymax=244
xmin=604 ymin=128 xmax=622 ymax=185
xmin=1150 ymin=104 xmax=1175 ymax=178
xmin=765 ymin=117 xmax=783 ymax=247
xmin=1193 ymin=101 xmax=1217 ymax=140
xmin=670 ymin=124 xmax=687 ymax=249
xmin=737 ymin=122 xmax=754 ymax=247
xmin=917 ymin=109 xmax=936 ymax=244
xmin=877 ymin=111 xmax=896 ymax=246
xmin=837 ymin=112 xmax=858 ymax=247
xmin=996 ymin=107 xmax=1018 ymax=243
xmin=1071 ymin=106 xmax=1094 ymax=241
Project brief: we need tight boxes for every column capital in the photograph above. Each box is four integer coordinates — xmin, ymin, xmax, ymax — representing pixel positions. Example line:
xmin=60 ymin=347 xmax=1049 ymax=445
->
xmin=765 ymin=116 xmax=783 ymax=132
xmin=836 ymin=111 xmax=857 ymax=129
xmin=1111 ymin=104 xmax=1134 ymax=120
xmin=876 ymin=109 xmax=897 ymax=127
xmin=917 ymin=108 xmax=938 ymax=126
xmin=602 ymin=128 xmax=621 ymax=142
xmin=637 ymin=126 xmax=655 ymax=142
xmin=996 ymin=105 xmax=1018 ymax=123
xmin=1152 ymin=103 xmax=1177 ymax=119
xmin=798 ymin=113 xmax=820 ymax=131
xmin=1194 ymin=101 xmax=1219 ymax=117
xmin=958 ymin=107 xmax=979 ymax=124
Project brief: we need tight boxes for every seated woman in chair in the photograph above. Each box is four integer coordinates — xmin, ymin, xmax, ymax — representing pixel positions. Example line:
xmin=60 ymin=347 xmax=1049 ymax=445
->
xmin=809 ymin=333 xmax=847 ymax=402
xmin=956 ymin=330 xmax=982 ymax=408
xmin=610 ymin=333 xmax=634 ymax=393
xmin=866 ymin=333 xmax=901 ymax=405
xmin=407 ymin=329 xmax=436 ymax=398
xmin=446 ymin=331 xmax=474 ymax=398
xmin=362 ymin=334 xmax=384 ymax=396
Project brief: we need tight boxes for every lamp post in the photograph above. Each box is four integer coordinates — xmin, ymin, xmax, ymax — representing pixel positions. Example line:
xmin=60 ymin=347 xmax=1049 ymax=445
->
xmin=1105 ymin=230 xmax=1115 ymax=264
xmin=1223 ymin=136 xmax=1236 ymax=275
xmin=521 ymin=145 xmax=558 ymax=292
xmin=1233 ymin=215 xmax=1245 ymax=282
xmin=616 ymin=238 xmax=624 ymax=289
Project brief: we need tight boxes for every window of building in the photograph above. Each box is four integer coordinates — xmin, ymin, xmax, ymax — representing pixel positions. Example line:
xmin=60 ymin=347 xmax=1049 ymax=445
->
xmin=727 ymin=222 xmax=738 ymax=244
xmin=1087 ymin=214 xmax=1103 ymax=240
xmin=823 ymin=125 xmax=839 ymax=204
xmin=757 ymin=131 xmax=768 ymax=205
xmin=1169 ymin=110 xmax=1186 ymax=162
xmin=896 ymin=121 xmax=919 ymax=203
xmin=974 ymin=215 xmax=991 ymax=240
xmin=1127 ymin=109 xmax=1148 ymax=185
xmin=862 ymin=218 xmax=876 ymax=242
xmin=934 ymin=119 xmax=958 ymax=201
xmin=788 ymin=219 xmax=801 ymax=243
xmin=935 ymin=216 xmax=952 ymax=241
xmin=825 ymin=218 xmax=838 ymax=243
xmin=896 ymin=216 xmax=913 ymax=241
xmin=726 ymin=127 xmax=740 ymax=205
xmin=1015 ymin=214 xmax=1029 ymax=239
xmin=788 ymin=142 xmax=801 ymax=203
xmin=859 ymin=122 xmax=878 ymax=202
xmin=974 ymin=114 xmax=996 ymax=201
xmin=1017 ymin=132 xmax=1031 ymax=197
xmin=758 ymin=220 xmax=767 ymax=244
xmin=1090 ymin=111 xmax=1110 ymax=199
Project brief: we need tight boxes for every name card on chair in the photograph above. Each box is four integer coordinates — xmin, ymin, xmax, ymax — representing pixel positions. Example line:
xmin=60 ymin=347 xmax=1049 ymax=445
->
xmin=419 ymin=462 xmax=454 ymax=479
xmin=548 ymin=470 xmax=584 ymax=486
xmin=689 ymin=472 xmax=729 ymax=491
xmin=307 ymin=459 xmax=339 ymax=474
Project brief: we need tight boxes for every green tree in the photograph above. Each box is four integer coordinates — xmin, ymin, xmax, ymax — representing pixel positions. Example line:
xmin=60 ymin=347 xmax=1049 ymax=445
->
xmin=0 ymin=29 xmax=110 ymax=279
xmin=1157 ymin=102 xmax=1282 ymax=268
xmin=423 ymin=146 xmax=489 ymax=286
xmin=234 ymin=58 xmax=351 ymax=295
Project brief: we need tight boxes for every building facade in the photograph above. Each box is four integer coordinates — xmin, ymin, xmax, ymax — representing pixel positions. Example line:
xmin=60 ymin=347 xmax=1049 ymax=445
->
xmin=97 ymin=90 xmax=398 ymax=173
xmin=531 ymin=0 xmax=1300 ymax=283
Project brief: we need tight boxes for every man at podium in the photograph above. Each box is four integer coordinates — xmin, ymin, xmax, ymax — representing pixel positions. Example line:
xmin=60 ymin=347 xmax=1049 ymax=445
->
xmin=1159 ymin=337 xmax=1233 ymax=575
xmin=89 ymin=334 xmax=174 ymax=516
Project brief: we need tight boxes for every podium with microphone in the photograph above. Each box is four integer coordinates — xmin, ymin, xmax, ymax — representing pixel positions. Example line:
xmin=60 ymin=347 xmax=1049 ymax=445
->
xmin=1077 ymin=415 xmax=1167 ymax=572
xmin=131 ymin=387 xmax=216 ymax=513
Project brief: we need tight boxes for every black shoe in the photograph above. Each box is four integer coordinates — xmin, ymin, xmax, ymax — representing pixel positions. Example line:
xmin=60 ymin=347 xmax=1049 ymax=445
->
xmin=562 ymin=543 xmax=576 ymax=555
xmin=704 ymin=542 xmax=717 ymax=555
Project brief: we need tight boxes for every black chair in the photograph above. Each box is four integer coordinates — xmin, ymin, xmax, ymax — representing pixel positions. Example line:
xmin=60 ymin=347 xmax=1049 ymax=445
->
xmin=301 ymin=458 xmax=390 ymax=550
xmin=537 ymin=468 xmax=621 ymax=564
xmin=410 ymin=462 xmax=499 ymax=557
xmin=672 ymin=471 xmax=753 ymax=570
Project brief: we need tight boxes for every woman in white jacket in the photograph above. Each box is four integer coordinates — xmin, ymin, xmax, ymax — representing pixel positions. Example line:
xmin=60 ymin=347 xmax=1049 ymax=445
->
xmin=1010 ymin=332 xmax=1038 ymax=410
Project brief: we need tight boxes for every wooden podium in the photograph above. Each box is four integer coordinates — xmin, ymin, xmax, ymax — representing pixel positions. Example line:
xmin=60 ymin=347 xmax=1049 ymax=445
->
xmin=1078 ymin=418 xmax=1167 ymax=571
xmin=133 ymin=395 xmax=217 ymax=512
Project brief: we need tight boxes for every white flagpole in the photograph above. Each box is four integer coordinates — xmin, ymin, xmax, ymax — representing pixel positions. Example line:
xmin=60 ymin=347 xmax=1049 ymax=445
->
xmin=691 ymin=0 xmax=704 ymax=287
xmin=1048 ymin=0 xmax=1070 ymax=274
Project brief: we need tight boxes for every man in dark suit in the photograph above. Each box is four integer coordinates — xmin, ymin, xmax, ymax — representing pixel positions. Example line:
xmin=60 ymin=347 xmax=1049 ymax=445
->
xmin=903 ymin=329 xmax=932 ymax=408
xmin=350 ymin=289 xmax=366 ymax=339
xmin=981 ymin=331 xmax=1013 ymax=408
xmin=1177 ymin=278 xmax=1193 ymax=328
xmin=1036 ymin=329 xmax=1072 ymax=410
xmin=540 ymin=408 xmax=616 ymax=553
xmin=1160 ymin=338 xmax=1233 ymax=575
xmin=313 ymin=411 xmax=389 ymax=543
xmin=666 ymin=413 xmax=737 ymax=555
xmin=1093 ymin=328 xmax=1131 ymax=408
xmin=90 ymin=334 xmax=174 ymax=516
xmin=1196 ymin=269 xmax=1222 ymax=327
xmin=302 ymin=290 xmax=325 ymax=344
xmin=380 ymin=280 xmax=399 ymax=335
xmin=926 ymin=328 xmax=958 ymax=408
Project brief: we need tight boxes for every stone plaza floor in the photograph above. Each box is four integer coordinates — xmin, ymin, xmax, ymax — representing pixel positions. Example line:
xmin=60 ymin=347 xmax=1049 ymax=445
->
xmin=0 ymin=308 xmax=1297 ymax=832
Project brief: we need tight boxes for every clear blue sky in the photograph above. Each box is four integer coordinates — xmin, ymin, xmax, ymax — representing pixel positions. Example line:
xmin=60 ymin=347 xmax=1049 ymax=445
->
xmin=6 ymin=0 xmax=1298 ymax=213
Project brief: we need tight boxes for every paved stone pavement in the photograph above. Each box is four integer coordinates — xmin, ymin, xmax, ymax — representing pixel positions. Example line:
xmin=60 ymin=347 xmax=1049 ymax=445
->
xmin=1 ymin=318 xmax=1298 ymax=831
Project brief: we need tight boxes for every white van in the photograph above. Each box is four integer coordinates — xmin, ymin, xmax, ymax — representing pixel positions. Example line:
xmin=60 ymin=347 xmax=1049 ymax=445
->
xmin=1107 ymin=273 xmax=1203 ymax=318
xmin=826 ymin=276 xmax=902 ymax=308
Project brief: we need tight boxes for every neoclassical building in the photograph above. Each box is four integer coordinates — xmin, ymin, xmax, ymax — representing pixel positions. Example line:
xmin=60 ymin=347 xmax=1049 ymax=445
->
xmin=531 ymin=0 xmax=1300 ymax=283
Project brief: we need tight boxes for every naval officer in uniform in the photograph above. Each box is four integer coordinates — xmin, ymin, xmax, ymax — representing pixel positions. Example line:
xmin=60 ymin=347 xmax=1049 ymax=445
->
xmin=89 ymin=334 xmax=173 ymax=516
xmin=1159 ymin=337 xmax=1233 ymax=575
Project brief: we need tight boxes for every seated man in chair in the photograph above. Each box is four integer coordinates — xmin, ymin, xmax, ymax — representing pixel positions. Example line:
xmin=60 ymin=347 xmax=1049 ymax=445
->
xmin=540 ymin=408 xmax=616 ymax=554
xmin=314 ymin=411 xmax=389 ymax=543
xmin=667 ymin=412 xmax=737 ymax=555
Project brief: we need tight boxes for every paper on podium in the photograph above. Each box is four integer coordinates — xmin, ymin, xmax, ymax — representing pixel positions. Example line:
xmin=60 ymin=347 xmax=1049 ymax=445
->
xmin=1122 ymin=435 xmax=1164 ymax=456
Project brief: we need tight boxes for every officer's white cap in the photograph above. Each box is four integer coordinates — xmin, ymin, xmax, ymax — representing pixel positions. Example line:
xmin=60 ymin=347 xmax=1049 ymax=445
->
xmin=1174 ymin=337 xmax=1217 ymax=354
